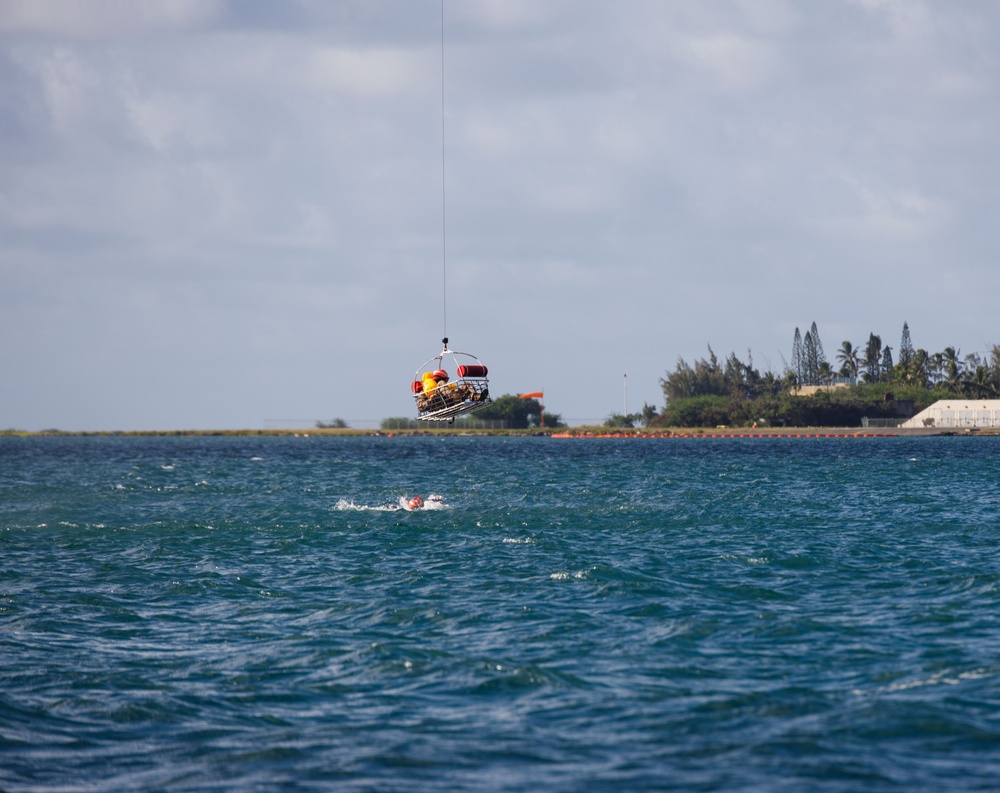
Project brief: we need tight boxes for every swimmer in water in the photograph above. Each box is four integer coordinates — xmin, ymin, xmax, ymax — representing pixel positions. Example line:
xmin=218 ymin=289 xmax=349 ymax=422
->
xmin=406 ymin=494 xmax=445 ymax=510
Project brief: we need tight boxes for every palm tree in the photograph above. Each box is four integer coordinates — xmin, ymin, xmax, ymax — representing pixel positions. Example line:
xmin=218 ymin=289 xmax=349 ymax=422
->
xmin=970 ymin=366 xmax=996 ymax=398
xmin=943 ymin=346 xmax=962 ymax=387
xmin=910 ymin=348 xmax=930 ymax=388
xmin=836 ymin=341 xmax=860 ymax=379
xmin=929 ymin=352 xmax=945 ymax=385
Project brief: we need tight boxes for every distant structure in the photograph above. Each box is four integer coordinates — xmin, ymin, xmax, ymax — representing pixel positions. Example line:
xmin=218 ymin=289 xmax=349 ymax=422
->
xmin=791 ymin=378 xmax=855 ymax=397
xmin=901 ymin=400 xmax=1000 ymax=429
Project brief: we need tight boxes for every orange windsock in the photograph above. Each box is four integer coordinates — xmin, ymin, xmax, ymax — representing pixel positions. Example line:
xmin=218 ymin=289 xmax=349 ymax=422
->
xmin=519 ymin=391 xmax=544 ymax=399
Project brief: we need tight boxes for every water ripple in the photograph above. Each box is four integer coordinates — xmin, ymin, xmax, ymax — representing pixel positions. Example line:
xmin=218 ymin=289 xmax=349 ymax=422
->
xmin=3 ymin=435 xmax=1000 ymax=791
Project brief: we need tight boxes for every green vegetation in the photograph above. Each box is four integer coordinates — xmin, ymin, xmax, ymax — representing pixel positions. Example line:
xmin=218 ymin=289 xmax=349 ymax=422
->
xmin=382 ymin=394 xmax=565 ymax=431
xmin=473 ymin=394 xmax=564 ymax=428
xmin=604 ymin=403 xmax=659 ymax=428
xmin=603 ymin=413 xmax=642 ymax=428
xmin=656 ymin=322 xmax=1000 ymax=428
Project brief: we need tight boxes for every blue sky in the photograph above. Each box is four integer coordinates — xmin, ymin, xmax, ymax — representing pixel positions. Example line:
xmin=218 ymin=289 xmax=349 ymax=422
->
xmin=2 ymin=0 xmax=998 ymax=430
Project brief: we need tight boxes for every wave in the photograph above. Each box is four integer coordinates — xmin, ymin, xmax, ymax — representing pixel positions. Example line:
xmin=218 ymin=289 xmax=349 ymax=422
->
xmin=334 ymin=494 xmax=448 ymax=512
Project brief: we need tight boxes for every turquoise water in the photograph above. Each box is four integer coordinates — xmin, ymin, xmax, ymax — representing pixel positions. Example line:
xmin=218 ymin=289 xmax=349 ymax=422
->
xmin=2 ymin=435 xmax=1000 ymax=791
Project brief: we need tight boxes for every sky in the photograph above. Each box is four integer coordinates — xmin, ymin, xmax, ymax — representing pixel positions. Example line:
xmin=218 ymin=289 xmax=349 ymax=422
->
xmin=2 ymin=0 xmax=998 ymax=431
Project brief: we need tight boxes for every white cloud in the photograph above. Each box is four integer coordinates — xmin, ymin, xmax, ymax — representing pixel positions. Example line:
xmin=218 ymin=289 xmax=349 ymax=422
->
xmin=847 ymin=0 xmax=932 ymax=41
xmin=734 ymin=0 xmax=800 ymax=35
xmin=594 ymin=110 xmax=654 ymax=164
xmin=841 ymin=175 xmax=948 ymax=240
xmin=461 ymin=0 xmax=568 ymax=31
xmin=672 ymin=33 xmax=781 ymax=91
xmin=306 ymin=46 xmax=433 ymax=97
xmin=36 ymin=47 xmax=97 ymax=131
xmin=125 ymin=88 xmax=224 ymax=152
xmin=928 ymin=70 xmax=986 ymax=99
xmin=0 ymin=0 xmax=222 ymax=37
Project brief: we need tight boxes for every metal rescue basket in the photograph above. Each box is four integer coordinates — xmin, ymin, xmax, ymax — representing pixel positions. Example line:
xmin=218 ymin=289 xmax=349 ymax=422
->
xmin=411 ymin=338 xmax=492 ymax=421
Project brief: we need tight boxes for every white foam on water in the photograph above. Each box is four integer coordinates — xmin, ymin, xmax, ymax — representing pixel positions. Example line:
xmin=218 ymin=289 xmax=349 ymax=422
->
xmin=550 ymin=570 xmax=590 ymax=581
xmin=853 ymin=665 xmax=1000 ymax=697
xmin=423 ymin=494 xmax=447 ymax=510
xmin=334 ymin=498 xmax=400 ymax=512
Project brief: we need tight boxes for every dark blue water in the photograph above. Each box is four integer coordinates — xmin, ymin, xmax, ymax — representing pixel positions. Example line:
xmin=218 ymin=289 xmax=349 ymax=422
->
xmin=2 ymin=435 xmax=1000 ymax=791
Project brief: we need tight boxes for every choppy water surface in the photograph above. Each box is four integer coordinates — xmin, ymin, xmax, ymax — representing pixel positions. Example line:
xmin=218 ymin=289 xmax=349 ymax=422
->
xmin=2 ymin=435 xmax=1000 ymax=791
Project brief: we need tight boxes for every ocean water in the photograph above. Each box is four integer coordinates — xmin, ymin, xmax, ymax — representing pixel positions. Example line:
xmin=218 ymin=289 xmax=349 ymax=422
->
xmin=2 ymin=434 xmax=1000 ymax=792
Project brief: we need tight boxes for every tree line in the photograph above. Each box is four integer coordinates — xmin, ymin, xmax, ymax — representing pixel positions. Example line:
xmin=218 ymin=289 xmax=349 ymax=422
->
xmin=658 ymin=322 xmax=1000 ymax=427
xmin=834 ymin=322 xmax=998 ymax=394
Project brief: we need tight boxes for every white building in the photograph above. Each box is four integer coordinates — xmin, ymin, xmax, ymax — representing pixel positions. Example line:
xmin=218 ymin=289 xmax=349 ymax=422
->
xmin=901 ymin=399 xmax=1000 ymax=429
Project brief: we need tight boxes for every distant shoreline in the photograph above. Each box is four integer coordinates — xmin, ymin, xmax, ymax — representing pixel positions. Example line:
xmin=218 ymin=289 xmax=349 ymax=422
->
xmin=3 ymin=427 xmax=998 ymax=438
